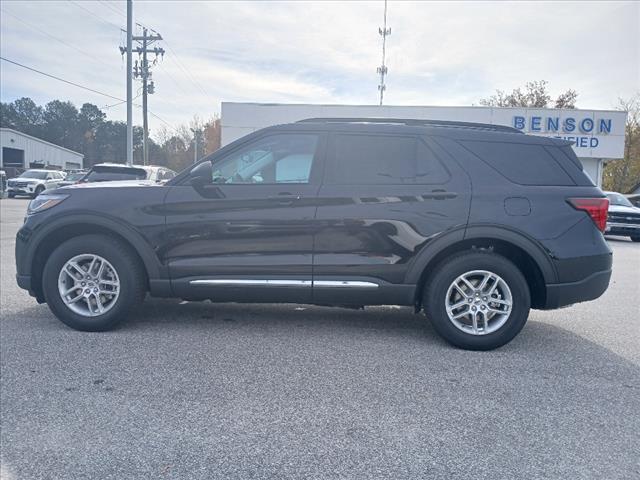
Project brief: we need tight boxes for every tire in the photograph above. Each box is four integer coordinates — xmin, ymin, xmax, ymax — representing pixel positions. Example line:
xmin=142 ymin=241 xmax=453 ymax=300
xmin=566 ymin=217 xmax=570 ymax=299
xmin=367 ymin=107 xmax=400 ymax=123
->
xmin=32 ymin=186 xmax=45 ymax=198
xmin=42 ymin=234 xmax=146 ymax=331
xmin=8 ymin=192 xmax=15 ymax=198
xmin=422 ymin=250 xmax=531 ymax=350
xmin=630 ymin=236 xmax=640 ymax=243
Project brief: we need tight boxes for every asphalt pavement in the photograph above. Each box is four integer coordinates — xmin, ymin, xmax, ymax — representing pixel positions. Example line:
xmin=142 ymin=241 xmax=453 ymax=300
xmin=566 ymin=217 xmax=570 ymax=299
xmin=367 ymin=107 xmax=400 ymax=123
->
xmin=1 ymin=198 xmax=639 ymax=479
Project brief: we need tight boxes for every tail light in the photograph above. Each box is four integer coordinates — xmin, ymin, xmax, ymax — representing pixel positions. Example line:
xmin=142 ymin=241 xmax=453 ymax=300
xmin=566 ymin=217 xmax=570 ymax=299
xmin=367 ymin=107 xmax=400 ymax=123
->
xmin=567 ymin=197 xmax=609 ymax=232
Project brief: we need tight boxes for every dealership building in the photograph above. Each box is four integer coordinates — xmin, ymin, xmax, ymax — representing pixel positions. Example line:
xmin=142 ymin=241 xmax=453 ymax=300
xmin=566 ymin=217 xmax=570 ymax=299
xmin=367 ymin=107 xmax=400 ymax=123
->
xmin=221 ymin=103 xmax=627 ymax=187
xmin=0 ymin=128 xmax=84 ymax=178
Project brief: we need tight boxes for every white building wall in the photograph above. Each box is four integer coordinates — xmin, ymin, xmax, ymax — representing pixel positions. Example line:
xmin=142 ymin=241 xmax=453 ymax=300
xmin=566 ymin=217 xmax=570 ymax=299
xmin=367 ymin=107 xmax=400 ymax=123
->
xmin=579 ymin=158 xmax=603 ymax=187
xmin=0 ymin=128 xmax=84 ymax=170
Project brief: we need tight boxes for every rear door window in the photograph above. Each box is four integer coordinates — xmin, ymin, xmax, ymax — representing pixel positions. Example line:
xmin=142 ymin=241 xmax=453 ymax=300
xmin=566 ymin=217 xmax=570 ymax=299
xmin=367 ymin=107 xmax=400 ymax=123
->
xmin=325 ymin=134 xmax=448 ymax=185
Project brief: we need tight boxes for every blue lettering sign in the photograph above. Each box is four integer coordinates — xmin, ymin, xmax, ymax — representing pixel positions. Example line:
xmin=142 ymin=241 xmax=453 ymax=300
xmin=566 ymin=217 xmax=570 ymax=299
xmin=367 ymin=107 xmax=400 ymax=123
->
xmin=531 ymin=116 xmax=542 ymax=131
xmin=590 ymin=137 xmax=599 ymax=148
xmin=580 ymin=118 xmax=594 ymax=133
xmin=563 ymin=117 xmax=576 ymax=132
xmin=579 ymin=137 xmax=588 ymax=147
xmin=599 ymin=119 xmax=611 ymax=134
xmin=513 ymin=116 xmax=525 ymax=130
xmin=546 ymin=117 xmax=559 ymax=132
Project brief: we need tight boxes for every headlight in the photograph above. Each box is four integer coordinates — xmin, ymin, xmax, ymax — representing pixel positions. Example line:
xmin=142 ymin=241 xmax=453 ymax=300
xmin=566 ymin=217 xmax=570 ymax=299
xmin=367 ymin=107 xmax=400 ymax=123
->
xmin=27 ymin=194 xmax=69 ymax=215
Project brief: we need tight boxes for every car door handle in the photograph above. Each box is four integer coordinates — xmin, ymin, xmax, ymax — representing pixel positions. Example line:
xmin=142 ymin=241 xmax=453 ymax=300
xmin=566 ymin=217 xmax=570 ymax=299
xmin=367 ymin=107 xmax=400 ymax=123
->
xmin=423 ymin=189 xmax=456 ymax=200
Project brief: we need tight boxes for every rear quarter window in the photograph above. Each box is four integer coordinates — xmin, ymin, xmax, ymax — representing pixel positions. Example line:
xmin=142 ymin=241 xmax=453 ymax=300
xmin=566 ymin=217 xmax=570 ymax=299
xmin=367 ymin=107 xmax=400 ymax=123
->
xmin=460 ymin=140 xmax=575 ymax=186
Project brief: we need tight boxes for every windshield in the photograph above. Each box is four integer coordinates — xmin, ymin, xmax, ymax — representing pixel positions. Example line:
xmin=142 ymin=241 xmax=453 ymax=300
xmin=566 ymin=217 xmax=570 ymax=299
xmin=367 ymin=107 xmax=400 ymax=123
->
xmin=606 ymin=193 xmax=633 ymax=207
xmin=19 ymin=171 xmax=48 ymax=179
xmin=83 ymin=167 xmax=147 ymax=182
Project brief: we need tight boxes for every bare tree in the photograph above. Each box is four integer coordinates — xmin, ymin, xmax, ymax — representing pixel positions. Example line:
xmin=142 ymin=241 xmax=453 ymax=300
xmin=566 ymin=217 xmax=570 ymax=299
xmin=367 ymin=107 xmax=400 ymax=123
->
xmin=480 ymin=80 xmax=577 ymax=109
xmin=603 ymin=94 xmax=640 ymax=193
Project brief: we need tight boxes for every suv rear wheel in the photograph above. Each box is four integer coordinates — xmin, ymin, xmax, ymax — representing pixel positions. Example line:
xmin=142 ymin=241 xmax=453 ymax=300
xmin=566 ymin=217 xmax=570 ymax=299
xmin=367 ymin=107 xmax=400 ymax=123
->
xmin=423 ymin=251 xmax=530 ymax=350
xmin=42 ymin=234 xmax=146 ymax=331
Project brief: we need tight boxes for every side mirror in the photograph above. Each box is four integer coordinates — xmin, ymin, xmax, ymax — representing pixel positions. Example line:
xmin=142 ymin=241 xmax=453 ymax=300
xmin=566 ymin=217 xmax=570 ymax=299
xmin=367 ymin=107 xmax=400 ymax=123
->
xmin=189 ymin=161 xmax=212 ymax=187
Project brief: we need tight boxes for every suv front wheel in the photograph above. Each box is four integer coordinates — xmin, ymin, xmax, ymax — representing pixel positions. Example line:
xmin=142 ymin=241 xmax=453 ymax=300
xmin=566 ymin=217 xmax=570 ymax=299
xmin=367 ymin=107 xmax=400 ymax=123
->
xmin=32 ymin=185 xmax=45 ymax=198
xmin=423 ymin=251 xmax=531 ymax=350
xmin=42 ymin=234 xmax=146 ymax=331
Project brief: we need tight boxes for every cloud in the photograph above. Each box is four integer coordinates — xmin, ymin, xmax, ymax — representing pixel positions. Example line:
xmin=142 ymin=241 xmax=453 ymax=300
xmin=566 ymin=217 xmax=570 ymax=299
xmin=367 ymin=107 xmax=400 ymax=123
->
xmin=1 ymin=0 xmax=638 ymax=137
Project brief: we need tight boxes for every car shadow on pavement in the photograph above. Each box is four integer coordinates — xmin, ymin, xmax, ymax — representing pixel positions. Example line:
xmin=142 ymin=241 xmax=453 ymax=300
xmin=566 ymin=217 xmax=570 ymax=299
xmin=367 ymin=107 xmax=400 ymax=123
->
xmin=17 ymin=298 xmax=640 ymax=368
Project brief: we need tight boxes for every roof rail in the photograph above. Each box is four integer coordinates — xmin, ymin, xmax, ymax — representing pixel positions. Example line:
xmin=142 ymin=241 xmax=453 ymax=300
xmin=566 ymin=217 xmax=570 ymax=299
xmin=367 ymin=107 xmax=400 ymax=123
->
xmin=296 ymin=117 xmax=523 ymax=134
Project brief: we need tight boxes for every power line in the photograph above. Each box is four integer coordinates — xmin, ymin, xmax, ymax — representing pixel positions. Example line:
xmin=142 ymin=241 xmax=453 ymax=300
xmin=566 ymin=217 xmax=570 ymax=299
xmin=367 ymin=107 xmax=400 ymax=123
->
xmin=97 ymin=0 xmax=126 ymax=19
xmin=0 ymin=56 xmax=123 ymax=101
xmin=0 ymin=7 xmax=105 ymax=65
xmin=162 ymin=38 xmax=217 ymax=104
xmin=68 ymin=0 xmax=214 ymax=106
xmin=103 ymin=89 xmax=141 ymax=109
xmin=66 ymin=0 xmax=124 ymax=31
xmin=0 ymin=56 xmax=177 ymax=132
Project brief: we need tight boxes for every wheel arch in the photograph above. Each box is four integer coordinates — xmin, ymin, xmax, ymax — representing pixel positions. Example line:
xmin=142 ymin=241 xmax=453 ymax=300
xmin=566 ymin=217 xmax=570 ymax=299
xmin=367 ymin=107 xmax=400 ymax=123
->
xmin=408 ymin=225 xmax=556 ymax=310
xmin=27 ymin=214 xmax=164 ymax=301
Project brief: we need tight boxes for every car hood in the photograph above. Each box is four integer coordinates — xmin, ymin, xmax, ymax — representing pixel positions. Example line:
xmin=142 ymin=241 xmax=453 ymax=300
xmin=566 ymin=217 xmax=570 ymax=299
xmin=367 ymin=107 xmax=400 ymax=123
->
xmin=61 ymin=180 xmax=160 ymax=189
xmin=608 ymin=204 xmax=640 ymax=214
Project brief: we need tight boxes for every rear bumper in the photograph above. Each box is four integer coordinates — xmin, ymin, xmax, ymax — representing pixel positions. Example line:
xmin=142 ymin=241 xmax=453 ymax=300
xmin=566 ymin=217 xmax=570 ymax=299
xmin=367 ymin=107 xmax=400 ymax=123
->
xmin=543 ymin=252 xmax=612 ymax=309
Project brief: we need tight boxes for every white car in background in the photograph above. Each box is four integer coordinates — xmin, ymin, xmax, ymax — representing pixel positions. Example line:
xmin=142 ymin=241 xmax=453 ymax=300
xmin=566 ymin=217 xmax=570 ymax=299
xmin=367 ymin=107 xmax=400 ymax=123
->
xmin=7 ymin=169 xmax=67 ymax=198
xmin=604 ymin=191 xmax=640 ymax=242
xmin=78 ymin=163 xmax=176 ymax=183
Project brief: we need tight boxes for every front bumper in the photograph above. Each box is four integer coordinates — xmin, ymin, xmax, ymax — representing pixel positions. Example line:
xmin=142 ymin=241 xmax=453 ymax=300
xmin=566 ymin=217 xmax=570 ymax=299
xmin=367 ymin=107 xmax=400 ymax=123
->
xmin=8 ymin=185 xmax=36 ymax=195
xmin=605 ymin=222 xmax=640 ymax=237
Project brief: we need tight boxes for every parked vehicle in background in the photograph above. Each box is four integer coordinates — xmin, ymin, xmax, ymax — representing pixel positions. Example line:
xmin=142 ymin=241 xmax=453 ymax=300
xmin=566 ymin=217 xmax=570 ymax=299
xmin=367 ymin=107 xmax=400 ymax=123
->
xmin=79 ymin=163 xmax=176 ymax=183
xmin=0 ymin=170 xmax=6 ymax=199
xmin=57 ymin=170 xmax=88 ymax=187
xmin=7 ymin=169 xmax=66 ymax=198
xmin=604 ymin=191 xmax=640 ymax=242
xmin=15 ymin=118 xmax=613 ymax=350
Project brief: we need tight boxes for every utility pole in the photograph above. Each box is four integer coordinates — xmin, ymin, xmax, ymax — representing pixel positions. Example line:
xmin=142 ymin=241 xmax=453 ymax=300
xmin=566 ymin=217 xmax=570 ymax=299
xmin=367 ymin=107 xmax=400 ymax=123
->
xmin=191 ymin=128 xmax=200 ymax=164
xmin=120 ymin=22 xmax=164 ymax=165
xmin=377 ymin=0 xmax=391 ymax=106
xmin=126 ymin=0 xmax=133 ymax=165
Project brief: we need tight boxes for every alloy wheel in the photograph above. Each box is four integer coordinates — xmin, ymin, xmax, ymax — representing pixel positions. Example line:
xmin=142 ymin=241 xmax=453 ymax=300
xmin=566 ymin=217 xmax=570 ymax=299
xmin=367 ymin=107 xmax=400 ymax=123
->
xmin=445 ymin=270 xmax=513 ymax=335
xmin=57 ymin=254 xmax=120 ymax=317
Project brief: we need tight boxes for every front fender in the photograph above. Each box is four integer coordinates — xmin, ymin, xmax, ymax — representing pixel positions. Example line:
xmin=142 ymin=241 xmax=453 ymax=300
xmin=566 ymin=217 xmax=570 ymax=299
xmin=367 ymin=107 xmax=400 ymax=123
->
xmin=20 ymin=212 xmax=166 ymax=281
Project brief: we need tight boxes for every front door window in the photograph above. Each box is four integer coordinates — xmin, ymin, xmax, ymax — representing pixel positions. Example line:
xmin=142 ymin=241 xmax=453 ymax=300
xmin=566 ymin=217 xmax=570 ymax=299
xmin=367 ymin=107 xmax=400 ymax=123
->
xmin=211 ymin=134 xmax=319 ymax=184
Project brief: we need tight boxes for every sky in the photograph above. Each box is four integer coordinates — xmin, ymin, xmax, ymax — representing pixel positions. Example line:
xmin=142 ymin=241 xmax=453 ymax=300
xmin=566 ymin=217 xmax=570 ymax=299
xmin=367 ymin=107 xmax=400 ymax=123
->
xmin=1 ymin=0 xmax=638 ymax=137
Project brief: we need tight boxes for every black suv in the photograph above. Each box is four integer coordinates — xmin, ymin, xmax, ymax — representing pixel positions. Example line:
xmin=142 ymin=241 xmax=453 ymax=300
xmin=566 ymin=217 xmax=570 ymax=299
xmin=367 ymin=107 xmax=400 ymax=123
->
xmin=15 ymin=119 xmax=612 ymax=350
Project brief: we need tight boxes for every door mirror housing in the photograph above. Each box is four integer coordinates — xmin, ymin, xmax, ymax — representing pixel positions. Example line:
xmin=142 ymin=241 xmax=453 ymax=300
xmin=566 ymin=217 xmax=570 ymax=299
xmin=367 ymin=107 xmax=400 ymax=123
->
xmin=189 ymin=161 xmax=212 ymax=187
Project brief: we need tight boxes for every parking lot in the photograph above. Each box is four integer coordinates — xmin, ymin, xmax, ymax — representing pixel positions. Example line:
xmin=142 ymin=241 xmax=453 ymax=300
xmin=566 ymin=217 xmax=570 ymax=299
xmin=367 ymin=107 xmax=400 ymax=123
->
xmin=1 ymin=197 xmax=639 ymax=479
